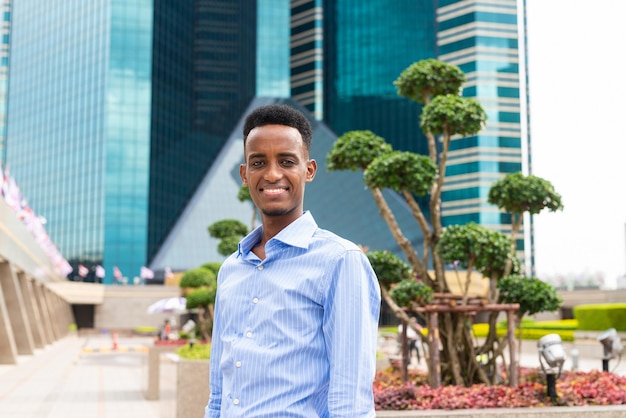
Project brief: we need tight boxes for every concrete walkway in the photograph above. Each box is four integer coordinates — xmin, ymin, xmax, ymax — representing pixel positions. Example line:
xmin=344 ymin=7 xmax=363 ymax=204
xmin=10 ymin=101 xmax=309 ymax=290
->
xmin=0 ymin=332 xmax=177 ymax=418
xmin=0 ymin=331 xmax=624 ymax=417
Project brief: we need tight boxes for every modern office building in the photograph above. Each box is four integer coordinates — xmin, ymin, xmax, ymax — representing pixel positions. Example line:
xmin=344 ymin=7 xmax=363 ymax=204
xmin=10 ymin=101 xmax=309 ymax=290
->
xmin=3 ymin=0 xmax=530 ymax=284
xmin=291 ymin=0 xmax=527 ymax=236
xmin=0 ymin=0 xmax=10 ymax=162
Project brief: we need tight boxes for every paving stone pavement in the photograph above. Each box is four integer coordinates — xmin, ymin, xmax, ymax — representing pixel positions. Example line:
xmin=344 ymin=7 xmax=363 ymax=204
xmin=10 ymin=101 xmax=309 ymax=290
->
xmin=0 ymin=331 xmax=624 ymax=417
xmin=0 ymin=333 xmax=178 ymax=418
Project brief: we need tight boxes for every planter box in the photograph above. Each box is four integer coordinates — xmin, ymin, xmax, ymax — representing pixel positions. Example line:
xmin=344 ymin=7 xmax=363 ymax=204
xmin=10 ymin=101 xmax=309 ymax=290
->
xmin=177 ymin=358 xmax=210 ymax=418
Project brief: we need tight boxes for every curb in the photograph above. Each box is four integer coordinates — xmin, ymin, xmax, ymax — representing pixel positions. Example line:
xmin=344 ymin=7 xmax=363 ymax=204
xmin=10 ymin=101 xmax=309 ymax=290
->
xmin=376 ymin=405 xmax=626 ymax=417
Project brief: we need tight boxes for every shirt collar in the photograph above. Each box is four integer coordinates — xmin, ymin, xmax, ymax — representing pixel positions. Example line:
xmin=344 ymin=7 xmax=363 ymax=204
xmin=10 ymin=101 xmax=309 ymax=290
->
xmin=237 ymin=211 xmax=317 ymax=256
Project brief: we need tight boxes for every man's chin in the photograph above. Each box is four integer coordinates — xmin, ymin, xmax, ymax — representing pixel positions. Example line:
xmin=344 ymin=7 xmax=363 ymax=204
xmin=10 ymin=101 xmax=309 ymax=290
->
xmin=261 ymin=207 xmax=294 ymax=217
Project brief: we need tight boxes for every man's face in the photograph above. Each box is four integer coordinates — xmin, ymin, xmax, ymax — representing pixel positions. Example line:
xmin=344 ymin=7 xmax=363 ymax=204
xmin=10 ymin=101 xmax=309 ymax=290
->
xmin=240 ymin=124 xmax=317 ymax=224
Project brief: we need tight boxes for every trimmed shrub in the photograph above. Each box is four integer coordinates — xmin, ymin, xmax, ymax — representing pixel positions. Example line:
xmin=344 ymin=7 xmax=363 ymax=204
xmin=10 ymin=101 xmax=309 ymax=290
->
xmin=573 ymin=303 xmax=626 ymax=331
xmin=175 ymin=342 xmax=211 ymax=360
xmin=472 ymin=320 xmax=576 ymax=342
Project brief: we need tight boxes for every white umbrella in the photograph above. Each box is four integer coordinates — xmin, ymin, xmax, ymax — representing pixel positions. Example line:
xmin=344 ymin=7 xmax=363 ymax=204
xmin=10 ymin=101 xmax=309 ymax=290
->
xmin=147 ymin=297 xmax=187 ymax=314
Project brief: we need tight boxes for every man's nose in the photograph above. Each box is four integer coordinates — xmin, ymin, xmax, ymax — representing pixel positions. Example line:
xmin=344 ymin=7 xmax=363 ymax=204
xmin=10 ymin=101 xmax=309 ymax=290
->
xmin=264 ymin=161 xmax=282 ymax=181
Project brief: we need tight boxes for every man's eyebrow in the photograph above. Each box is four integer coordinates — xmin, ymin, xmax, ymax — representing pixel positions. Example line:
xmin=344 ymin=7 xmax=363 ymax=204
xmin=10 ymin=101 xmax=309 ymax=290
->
xmin=277 ymin=152 xmax=299 ymax=158
xmin=247 ymin=152 xmax=299 ymax=159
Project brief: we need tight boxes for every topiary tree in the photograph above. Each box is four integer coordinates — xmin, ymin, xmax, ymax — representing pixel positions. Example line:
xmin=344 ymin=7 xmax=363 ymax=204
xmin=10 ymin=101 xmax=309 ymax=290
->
xmin=237 ymin=185 xmax=258 ymax=229
xmin=437 ymin=223 xmax=520 ymax=384
xmin=208 ymin=219 xmax=249 ymax=257
xmin=328 ymin=59 xmax=488 ymax=386
xmin=200 ymin=262 xmax=222 ymax=276
xmin=498 ymin=274 xmax=562 ymax=363
xmin=367 ymin=250 xmax=431 ymax=381
xmin=437 ymin=223 xmax=513 ymax=304
xmin=180 ymin=266 xmax=217 ymax=340
xmin=488 ymin=171 xmax=564 ymax=276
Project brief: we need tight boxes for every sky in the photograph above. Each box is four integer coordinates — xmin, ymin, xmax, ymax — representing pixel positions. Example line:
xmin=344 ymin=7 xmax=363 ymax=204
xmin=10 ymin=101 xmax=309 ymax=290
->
xmin=525 ymin=0 xmax=626 ymax=288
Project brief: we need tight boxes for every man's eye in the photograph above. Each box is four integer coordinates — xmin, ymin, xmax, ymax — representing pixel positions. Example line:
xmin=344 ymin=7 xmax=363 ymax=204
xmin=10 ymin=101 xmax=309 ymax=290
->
xmin=250 ymin=161 xmax=264 ymax=167
xmin=281 ymin=160 xmax=295 ymax=166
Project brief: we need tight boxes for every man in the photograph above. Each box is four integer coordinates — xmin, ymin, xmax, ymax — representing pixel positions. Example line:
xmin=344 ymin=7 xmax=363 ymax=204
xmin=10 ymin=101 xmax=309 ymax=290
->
xmin=205 ymin=104 xmax=381 ymax=417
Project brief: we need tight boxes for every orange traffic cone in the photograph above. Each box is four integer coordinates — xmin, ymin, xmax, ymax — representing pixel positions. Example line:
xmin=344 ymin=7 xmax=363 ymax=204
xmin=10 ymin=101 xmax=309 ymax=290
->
xmin=112 ymin=331 xmax=119 ymax=350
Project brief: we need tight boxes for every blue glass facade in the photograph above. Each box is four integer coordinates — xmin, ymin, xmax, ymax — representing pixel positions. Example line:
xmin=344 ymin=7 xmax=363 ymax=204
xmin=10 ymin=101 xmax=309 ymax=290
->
xmin=257 ymin=0 xmax=290 ymax=97
xmin=5 ymin=0 xmax=257 ymax=283
xmin=0 ymin=0 xmax=10 ymax=163
xmin=104 ymin=0 xmax=153 ymax=282
xmin=437 ymin=0 xmax=525 ymax=248
xmin=290 ymin=0 xmax=529 ymax=257
xmin=4 ymin=0 xmax=530 ymax=282
xmin=7 ymin=0 xmax=111 ymax=275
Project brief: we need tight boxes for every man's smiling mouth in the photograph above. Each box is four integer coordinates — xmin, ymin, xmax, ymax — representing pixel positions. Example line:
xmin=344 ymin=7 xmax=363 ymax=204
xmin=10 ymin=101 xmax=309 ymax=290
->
xmin=262 ymin=187 xmax=288 ymax=195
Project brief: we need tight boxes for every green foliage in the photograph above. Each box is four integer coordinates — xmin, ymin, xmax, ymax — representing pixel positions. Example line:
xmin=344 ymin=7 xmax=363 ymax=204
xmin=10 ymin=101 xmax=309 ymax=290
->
xmin=437 ymin=223 xmax=512 ymax=279
xmin=133 ymin=326 xmax=158 ymax=335
xmin=393 ymin=59 xmax=466 ymax=103
xmin=326 ymin=130 xmax=393 ymax=171
xmin=175 ymin=342 xmax=211 ymax=360
xmin=179 ymin=267 xmax=216 ymax=289
xmin=420 ymin=95 xmax=487 ymax=137
xmin=366 ymin=250 xmax=412 ymax=285
xmin=217 ymin=235 xmax=240 ymax=256
xmin=497 ymin=275 xmax=562 ymax=317
xmin=364 ymin=151 xmax=437 ymax=195
xmin=186 ymin=287 xmax=217 ymax=310
xmin=237 ymin=185 xmax=251 ymax=202
xmin=573 ymin=303 xmax=626 ymax=331
xmin=390 ymin=279 xmax=433 ymax=307
xmin=207 ymin=219 xmax=248 ymax=239
xmin=200 ymin=262 xmax=222 ymax=276
xmin=488 ymin=172 xmax=564 ymax=216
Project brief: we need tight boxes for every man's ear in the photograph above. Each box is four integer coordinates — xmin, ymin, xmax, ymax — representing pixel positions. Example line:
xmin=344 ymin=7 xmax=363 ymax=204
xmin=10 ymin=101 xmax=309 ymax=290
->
xmin=240 ymin=163 xmax=247 ymax=186
xmin=306 ymin=159 xmax=317 ymax=182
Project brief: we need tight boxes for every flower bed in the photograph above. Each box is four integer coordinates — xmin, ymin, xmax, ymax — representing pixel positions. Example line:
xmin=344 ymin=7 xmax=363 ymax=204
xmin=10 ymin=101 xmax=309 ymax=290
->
xmin=373 ymin=367 xmax=626 ymax=410
xmin=154 ymin=339 xmax=189 ymax=346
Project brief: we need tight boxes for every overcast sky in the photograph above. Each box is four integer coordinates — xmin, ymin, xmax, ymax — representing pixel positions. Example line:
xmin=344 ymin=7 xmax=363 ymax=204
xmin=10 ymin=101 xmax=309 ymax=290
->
xmin=525 ymin=0 xmax=626 ymax=288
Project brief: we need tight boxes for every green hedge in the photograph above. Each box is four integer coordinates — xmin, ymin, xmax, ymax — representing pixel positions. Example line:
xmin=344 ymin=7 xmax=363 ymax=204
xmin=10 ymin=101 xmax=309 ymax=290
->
xmin=573 ymin=303 xmax=626 ymax=331
xmin=472 ymin=320 xmax=575 ymax=342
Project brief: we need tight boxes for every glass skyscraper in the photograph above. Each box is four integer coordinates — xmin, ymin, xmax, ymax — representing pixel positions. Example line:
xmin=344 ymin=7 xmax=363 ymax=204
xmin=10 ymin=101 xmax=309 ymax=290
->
xmin=3 ymin=0 xmax=531 ymax=283
xmin=437 ymin=0 xmax=525 ymax=249
xmin=5 ymin=0 xmax=256 ymax=283
xmin=290 ymin=0 xmax=528 ymax=252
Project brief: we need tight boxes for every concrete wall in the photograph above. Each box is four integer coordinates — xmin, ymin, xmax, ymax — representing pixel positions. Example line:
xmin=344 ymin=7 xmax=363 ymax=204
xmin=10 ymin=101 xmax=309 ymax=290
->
xmin=95 ymin=285 xmax=181 ymax=331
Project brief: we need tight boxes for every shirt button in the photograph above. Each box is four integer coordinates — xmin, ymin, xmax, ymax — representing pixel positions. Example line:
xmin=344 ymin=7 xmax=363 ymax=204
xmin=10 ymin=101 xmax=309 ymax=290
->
xmin=257 ymin=265 xmax=263 ymax=270
xmin=236 ymin=361 xmax=242 ymax=367
xmin=252 ymin=297 xmax=259 ymax=304
xmin=246 ymin=331 xmax=252 ymax=338
xmin=233 ymin=398 xmax=240 ymax=405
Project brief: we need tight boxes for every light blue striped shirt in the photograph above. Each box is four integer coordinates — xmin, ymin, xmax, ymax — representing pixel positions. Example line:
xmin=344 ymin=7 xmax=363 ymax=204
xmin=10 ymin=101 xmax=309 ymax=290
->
xmin=205 ymin=211 xmax=381 ymax=417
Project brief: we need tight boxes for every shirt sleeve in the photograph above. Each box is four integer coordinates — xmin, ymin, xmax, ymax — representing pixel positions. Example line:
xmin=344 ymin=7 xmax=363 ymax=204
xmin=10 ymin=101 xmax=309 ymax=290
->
xmin=205 ymin=284 xmax=224 ymax=417
xmin=322 ymin=248 xmax=381 ymax=417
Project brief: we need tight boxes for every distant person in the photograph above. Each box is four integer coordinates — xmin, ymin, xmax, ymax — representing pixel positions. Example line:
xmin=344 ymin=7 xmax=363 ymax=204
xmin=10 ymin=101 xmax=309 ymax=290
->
xmin=204 ymin=104 xmax=381 ymax=417
xmin=160 ymin=319 xmax=171 ymax=341
xmin=398 ymin=317 xmax=422 ymax=363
